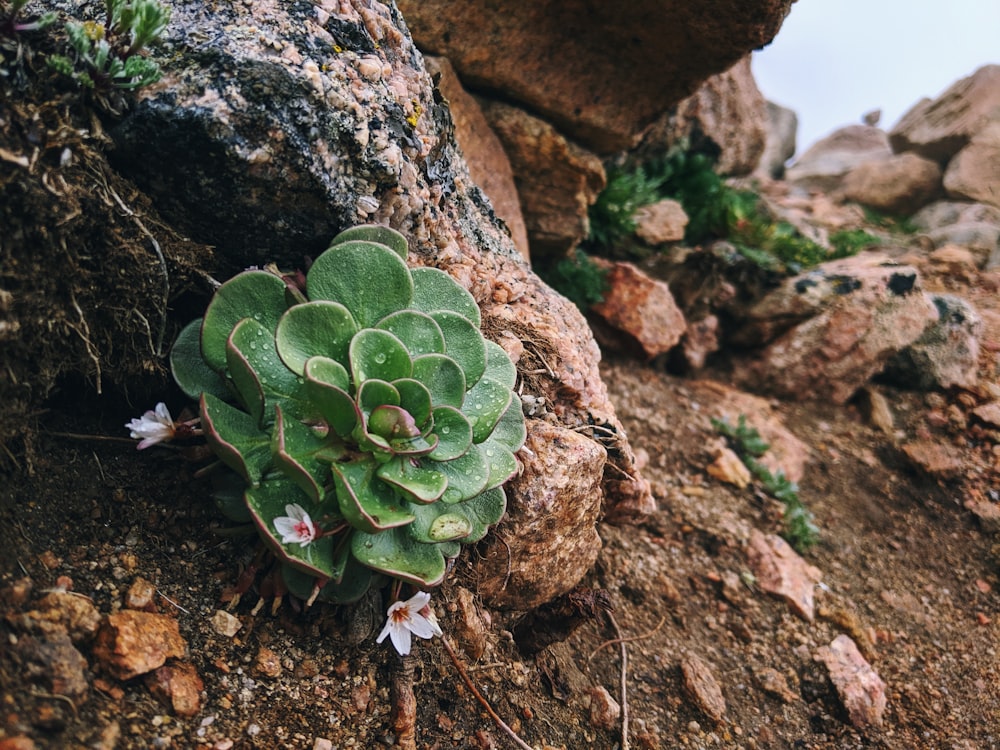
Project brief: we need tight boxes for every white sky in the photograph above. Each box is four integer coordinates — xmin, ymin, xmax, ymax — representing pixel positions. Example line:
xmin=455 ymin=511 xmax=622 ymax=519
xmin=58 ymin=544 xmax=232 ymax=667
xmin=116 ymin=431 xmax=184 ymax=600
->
xmin=752 ymin=0 xmax=1000 ymax=157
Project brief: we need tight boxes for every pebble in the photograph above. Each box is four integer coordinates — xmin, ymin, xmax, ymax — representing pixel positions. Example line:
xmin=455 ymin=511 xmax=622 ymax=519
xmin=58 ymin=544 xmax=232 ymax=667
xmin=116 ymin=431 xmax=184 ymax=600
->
xmin=587 ymin=685 xmax=621 ymax=730
xmin=746 ymin=530 xmax=822 ymax=621
xmin=125 ymin=577 xmax=157 ymax=611
xmin=815 ymin=634 xmax=887 ymax=729
xmin=92 ymin=611 xmax=187 ymax=680
xmin=145 ymin=662 xmax=204 ymax=717
xmin=252 ymin=646 xmax=282 ymax=679
xmin=681 ymin=653 xmax=727 ymax=724
xmin=211 ymin=610 xmax=243 ymax=638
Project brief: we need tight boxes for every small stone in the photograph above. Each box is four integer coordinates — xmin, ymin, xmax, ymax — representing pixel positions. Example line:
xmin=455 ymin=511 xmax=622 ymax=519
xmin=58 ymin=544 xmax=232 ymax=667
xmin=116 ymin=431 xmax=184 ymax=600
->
xmin=211 ymin=610 xmax=243 ymax=638
xmin=13 ymin=632 xmax=89 ymax=705
xmin=92 ymin=611 xmax=187 ymax=680
xmin=587 ymin=685 xmax=621 ymax=730
xmin=901 ymin=440 xmax=966 ymax=479
xmin=0 ymin=737 xmax=38 ymax=750
xmin=706 ymin=446 xmax=752 ymax=488
xmin=145 ymin=662 xmax=204 ymax=717
xmin=815 ymin=634 xmax=887 ymax=730
xmin=746 ymin=530 xmax=822 ymax=621
xmin=972 ymin=401 xmax=1000 ymax=428
xmin=451 ymin=587 xmax=489 ymax=660
xmin=252 ymin=645 xmax=282 ymax=679
xmin=38 ymin=550 xmax=61 ymax=570
xmin=633 ymin=199 xmax=689 ymax=245
xmin=13 ymin=591 xmax=101 ymax=645
xmin=858 ymin=387 xmax=894 ymax=434
xmin=754 ymin=667 xmax=798 ymax=703
xmin=312 ymin=740 xmax=333 ymax=750
xmin=0 ymin=577 xmax=33 ymax=607
xmin=681 ymin=653 xmax=727 ymax=724
xmin=125 ymin=577 xmax=157 ymax=611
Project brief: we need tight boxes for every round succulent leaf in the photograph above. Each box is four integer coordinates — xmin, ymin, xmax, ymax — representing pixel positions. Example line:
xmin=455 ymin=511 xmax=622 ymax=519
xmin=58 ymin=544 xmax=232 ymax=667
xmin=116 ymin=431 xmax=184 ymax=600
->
xmin=461 ymin=377 xmax=513 ymax=444
xmin=410 ymin=267 xmax=481 ymax=327
xmin=389 ymin=432 xmax=439 ymax=457
xmin=351 ymin=526 xmax=447 ymax=587
xmin=368 ymin=405 xmax=420 ymax=441
xmin=427 ymin=405 xmax=473 ymax=461
xmin=488 ymin=397 xmax=528 ymax=453
xmin=227 ymin=317 xmax=308 ymax=423
xmin=430 ymin=311 xmax=487 ymax=387
xmin=200 ymin=392 xmax=272 ymax=488
xmin=275 ymin=301 xmax=357 ymax=375
xmin=483 ymin=340 xmax=518 ymax=390
xmin=408 ymin=485 xmax=505 ymax=544
xmin=244 ymin=479 xmax=337 ymax=580
xmin=453 ymin=486 xmax=507 ymax=543
xmin=201 ymin=270 xmax=288 ymax=372
xmin=211 ymin=483 xmax=252 ymax=523
xmin=170 ymin=318 xmax=231 ymax=401
xmin=432 ymin=444 xmax=490 ymax=504
xmin=356 ymin=379 xmax=400 ymax=417
xmin=304 ymin=357 xmax=359 ymax=438
xmin=332 ymin=458 xmax=415 ymax=533
xmin=375 ymin=456 xmax=447 ymax=504
xmin=307 ymin=240 xmax=413 ymax=328
xmin=271 ymin=405 xmax=335 ymax=503
xmin=375 ymin=310 xmax=446 ymax=358
xmin=282 ymin=554 xmax=376 ymax=604
xmin=411 ymin=354 xmax=465 ymax=408
xmin=349 ymin=328 xmax=412 ymax=385
xmin=438 ymin=540 xmax=461 ymax=559
xmin=478 ymin=436 xmax=519 ymax=490
xmin=329 ymin=224 xmax=408 ymax=260
xmin=392 ymin=379 xmax=432 ymax=428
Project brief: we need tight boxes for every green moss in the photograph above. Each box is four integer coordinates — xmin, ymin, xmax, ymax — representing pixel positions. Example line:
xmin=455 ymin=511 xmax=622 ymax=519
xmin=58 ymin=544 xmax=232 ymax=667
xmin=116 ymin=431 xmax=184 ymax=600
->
xmin=536 ymin=249 xmax=609 ymax=312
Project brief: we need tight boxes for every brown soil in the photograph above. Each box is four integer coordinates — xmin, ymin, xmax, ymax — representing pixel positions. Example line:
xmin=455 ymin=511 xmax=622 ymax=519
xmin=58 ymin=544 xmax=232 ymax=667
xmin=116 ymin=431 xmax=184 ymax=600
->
xmin=2 ymin=343 xmax=999 ymax=749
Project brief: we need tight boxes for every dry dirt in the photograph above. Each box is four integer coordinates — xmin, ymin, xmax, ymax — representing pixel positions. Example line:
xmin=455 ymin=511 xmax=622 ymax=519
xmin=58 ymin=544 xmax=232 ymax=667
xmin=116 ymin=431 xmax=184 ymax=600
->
xmin=2 ymin=341 xmax=999 ymax=749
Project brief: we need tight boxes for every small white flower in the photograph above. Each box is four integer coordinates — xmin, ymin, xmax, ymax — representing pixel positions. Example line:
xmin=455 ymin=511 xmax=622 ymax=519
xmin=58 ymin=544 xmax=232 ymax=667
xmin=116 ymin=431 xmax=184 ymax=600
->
xmin=272 ymin=503 xmax=318 ymax=547
xmin=125 ymin=402 xmax=176 ymax=450
xmin=376 ymin=591 xmax=443 ymax=656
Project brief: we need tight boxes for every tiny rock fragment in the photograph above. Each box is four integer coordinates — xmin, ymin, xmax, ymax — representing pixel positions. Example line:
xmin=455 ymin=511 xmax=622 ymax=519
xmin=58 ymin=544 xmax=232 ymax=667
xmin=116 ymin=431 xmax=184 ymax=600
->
xmin=125 ymin=577 xmax=157 ymax=611
xmin=681 ymin=653 xmax=727 ymax=724
xmin=746 ymin=530 xmax=823 ymax=621
xmin=12 ymin=591 xmax=101 ymax=645
xmin=901 ymin=440 xmax=966 ymax=479
xmin=971 ymin=400 xmax=1000 ymax=428
xmin=815 ymin=634 xmax=887 ymax=730
xmin=0 ymin=737 xmax=38 ymax=750
xmin=0 ymin=577 xmax=33 ymax=607
xmin=858 ymin=387 xmax=894 ymax=434
xmin=13 ymin=632 xmax=90 ymax=705
xmin=211 ymin=609 xmax=243 ymax=638
xmin=587 ymin=685 xmax=621 ymax=730
xmin=754 ymin=667 xmax=798 ymax=704
xmin=92 ymin=610 xmax=187 ymax=680
xmin=451 ymin=586 xmax=489 ymax=660
xmin=252 ymin=645 xmax=282 ymax=679
xmin=706 ymin=446 xmax=752 ymax=488
xmin=312 ymin=739 xmax=333 ymax=750
xmin=38 ymin=550 xmax=61 ymax=570
xmin=145 ymin=662 xmax=204 ymax=717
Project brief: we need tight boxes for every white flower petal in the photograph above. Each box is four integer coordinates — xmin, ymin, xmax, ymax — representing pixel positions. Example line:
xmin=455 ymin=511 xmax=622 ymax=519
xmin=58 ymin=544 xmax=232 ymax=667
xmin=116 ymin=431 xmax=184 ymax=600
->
xmin=389 ymin=623 xmax=412 ymax=655
xmin=406 ymin=613 xmax=438 ymax=640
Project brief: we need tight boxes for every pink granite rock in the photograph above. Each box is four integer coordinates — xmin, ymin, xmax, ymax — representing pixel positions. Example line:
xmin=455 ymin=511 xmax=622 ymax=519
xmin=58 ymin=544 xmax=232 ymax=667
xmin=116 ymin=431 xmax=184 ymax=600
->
xmin=815 ymin=635 xmax=887 ymax=730
xmin=746 ymin=530 xmax=822 ymax=621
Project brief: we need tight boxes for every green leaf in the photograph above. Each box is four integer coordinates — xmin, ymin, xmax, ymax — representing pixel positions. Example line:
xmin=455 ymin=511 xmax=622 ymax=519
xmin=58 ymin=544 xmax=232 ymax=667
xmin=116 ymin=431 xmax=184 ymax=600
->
xmin=431 ymin=311 xmax=487 ymax=387
xmin=282 ymin=555 xmax=375 ymax=604
xmin=304 ymin=356 xmax=359 ymax=438
xmin=329 ymin=224 xmax=408 ymax=260
xmin=486 ymin=397 xmax=527 ymax=453
xmin=427 ymin=405 xmax=473 ymax=461
xmin=351 ymin=526 xmax=447 ymax=587
xmin=376 ymin=310 xmax=445 ymax=358
xmin=201 ymin=270 xmax=288 ymax=372
xmin=271 ymin=405 xmax=335 ymax=503
xmin=349 ymin=329 xmax=412 ymax=384
xmin=455 ymin=487 xmax=507 ymax=542
xmin=411 ymin=354 xmax=465 ymax=408
xmin=200 ymin=392 xmax=272 ymax=487
xmin=307 ymin=240 xmax=413 ymax=328
xmin=376 ymin=456 xmax=447 ymax=504
xmin=411 ymin=267 xmax=481 ymax=327
xmin=408 ymin=486 xmax=506 ymax=544
xmin=356 ymin=379 xmax=400 ymax=417
xmin=483 ymin=340 xmax=518 ymax=390
xmin=433 ymin=444 xmax=490 ymax=504
xmin=170 ymin=318 xmax=231 ymax=401
xmin=331 ymin=458 xmax=415 ymax=533
xmin=227 ymin=317 xmax=307 ymax=424
xmin=478 ymin=434 xmax=519 ymax=490
xmin=244 ymin=479 xmax=337 ymax=579
xmin=462 ymin=377 xmax=513 ymax=443
xmin=392 ymin=379 xmax=433 ymax=429
xmin=275 ymin=301 xmax=357 ymax=375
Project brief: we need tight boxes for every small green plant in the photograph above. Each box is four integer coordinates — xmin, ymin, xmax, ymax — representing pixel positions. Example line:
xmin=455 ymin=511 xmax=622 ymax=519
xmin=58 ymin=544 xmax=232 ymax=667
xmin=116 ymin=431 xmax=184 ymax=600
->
xmin=0 ymin=0 xmax=57 ymax=34
xmin=169 ymin=225 xmax=527 ymax=604
xmin=829 ymin=228 xmax=882 ymax=256
xmin=587 ymin=165 xmax=663 ymax=249
xmin=712 ymin=415 xmax=819 ymax=550
xmin=536 ymin=249 xmax=609 ymax=312
xmin=46 ymin=0 xmax=169 ymax=90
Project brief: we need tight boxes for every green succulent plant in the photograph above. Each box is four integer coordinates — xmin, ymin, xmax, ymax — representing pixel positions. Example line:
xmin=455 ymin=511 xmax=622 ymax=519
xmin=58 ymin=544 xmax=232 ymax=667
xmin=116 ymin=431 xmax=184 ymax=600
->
xmin=170 ymin=225 xmax=526 ymax=603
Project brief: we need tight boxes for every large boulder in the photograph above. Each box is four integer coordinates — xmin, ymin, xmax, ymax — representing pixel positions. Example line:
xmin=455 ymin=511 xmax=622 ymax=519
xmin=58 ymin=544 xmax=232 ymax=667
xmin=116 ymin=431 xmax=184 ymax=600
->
xmin=889 ymin=64 xmax=1000 ymax=163
xmin=837 ymin=152 xmax=942 ymax=216
xmin=755 ymin=100 xmax=799 ymax=179
xmin=785 ymin=125 xmax=891 ymax=194
xmin=25 ymin=0 xmax=652 ymax=606
xmin=396 ymin=0 xmax=794 ymax=153
xmin=943 ymin=122 xmax=1000 ymax=210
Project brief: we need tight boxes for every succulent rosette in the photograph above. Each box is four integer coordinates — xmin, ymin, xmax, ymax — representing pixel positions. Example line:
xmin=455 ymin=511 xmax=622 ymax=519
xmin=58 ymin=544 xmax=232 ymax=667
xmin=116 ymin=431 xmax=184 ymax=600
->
xmin=170 ymin=226 xmax=526 ymax=603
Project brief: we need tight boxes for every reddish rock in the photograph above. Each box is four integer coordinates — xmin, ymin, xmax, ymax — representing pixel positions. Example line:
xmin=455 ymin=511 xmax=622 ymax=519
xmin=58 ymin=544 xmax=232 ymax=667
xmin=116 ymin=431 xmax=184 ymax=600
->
xmin=681 ymin=653 xmax=727 ymax=724
xmin=746 ymin=530 xmax=822 ymax=621
xmin=145 ymin=662 xmax=204 ymax=717
xmin=890 ymin=64 xmax=1000 ymax=163
xmin=706 ymin=446 xmax=752 ymax=488
xmin=11 ymin=591 xmax=101 ymax=645
xmin=815 ymin=635 xmax=887 ymax=730
xmin=473 ymin=421 xmax=605 ymax=610
xmin=13 ymin=632 xmax=90 ymax=705
xmin=125 ymin=577 xmax=157 ymax=611
xmin=92 ymin=611 xmax=186 ymax=680
xmin=680 ymin=314 xmax=721 ymax=371
xmin=590 ymin=260 xmax=687 ymax=359
xmin=785 ymin=125 xmax=891 ymax=193
xmin=633 ymin=199 xmax=689 ymax=246
xmin=755 ymin=667 xmax=799 ymax=704
xmin=838 ymin=152 xmax=942 ymax=216
xmin=451 ymin=586 xmax=489 ymax=660
xmin=0 ymin=738 xmax=37 ymax=750
xmin=972 ymin=401 xmax=1000 ymax=428
xmin=944 ymin=122 xmax=1000 ymax=210
xmin=901 ymin=440 xmax=966 ymax=479
xmin=587 ymin=686 xmax=621 ymax=731
xmin=253 ymin=646 xmax=283 ymax=679
xmin=424 ymin=57 xmax=529 ymax=260
xmin=926 ymin=245 xmax=978 ymax=282
xmin=398 ymin=0 xmax=793 ymax=153
xmin=480 ymin=99 xmax=605 ymax=259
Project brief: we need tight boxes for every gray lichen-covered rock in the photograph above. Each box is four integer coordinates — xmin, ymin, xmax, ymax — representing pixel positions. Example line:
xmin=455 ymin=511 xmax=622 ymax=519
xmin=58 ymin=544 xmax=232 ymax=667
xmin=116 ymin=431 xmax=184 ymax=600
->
xmin=396 ymin=0 xmax=794 ymax=153
xmin=87 ymin=0 xmax=653 ymax=604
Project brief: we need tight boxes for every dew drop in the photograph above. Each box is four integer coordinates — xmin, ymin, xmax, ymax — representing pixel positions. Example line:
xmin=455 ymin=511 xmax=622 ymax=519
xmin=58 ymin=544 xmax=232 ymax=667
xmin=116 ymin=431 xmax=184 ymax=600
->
xmin=256 ymin=328 xmax=264 ymax=337
xmin=474 ymin=403 xmax=483 ymax=410
xmin=485 ymin=448 xmax=495 ymax=457
xmin=374 ymin=353 xmax=387 ymax=364
xmin=253 ymin=313 xmax=262 ymax=320
xmin=440 ymin=426 xmax=451 ymax=435
xmin=249 ymin=342 xmax=257 ymax=350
